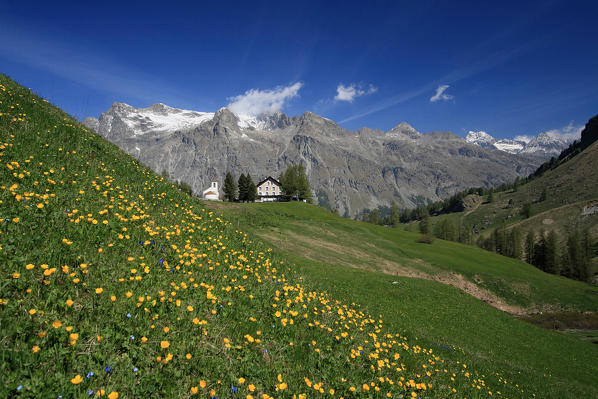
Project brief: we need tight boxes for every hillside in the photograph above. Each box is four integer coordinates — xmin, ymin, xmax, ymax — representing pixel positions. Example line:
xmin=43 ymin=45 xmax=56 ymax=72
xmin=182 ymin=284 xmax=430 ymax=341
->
xmin=427 ymin=124 xmax=598 ymax=282
xmin=2 ymin=74 xmax=597 ymax=398
xmin=83 ymin=102 xmax=545 ymax=216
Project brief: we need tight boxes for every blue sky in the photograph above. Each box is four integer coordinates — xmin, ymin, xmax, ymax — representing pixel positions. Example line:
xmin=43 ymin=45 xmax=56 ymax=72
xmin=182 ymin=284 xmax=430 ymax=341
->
xmin=1 ymin=0 xmax=597 ymax=139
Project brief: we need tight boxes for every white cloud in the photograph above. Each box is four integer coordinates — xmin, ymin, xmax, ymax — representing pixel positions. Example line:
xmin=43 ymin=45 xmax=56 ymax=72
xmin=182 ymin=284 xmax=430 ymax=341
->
xmin=334 ymin=83 xmax=377 ymax=102
xmin=430 ymin=85 xmax=454 ymax=102
xmin=543 ymin=122 xmax=583 ymax=141
xmin=227 ymin=82 xmax=303 ymax=117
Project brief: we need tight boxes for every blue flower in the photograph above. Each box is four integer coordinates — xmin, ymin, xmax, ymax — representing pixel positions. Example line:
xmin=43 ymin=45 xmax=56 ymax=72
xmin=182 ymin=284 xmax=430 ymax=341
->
xmin=17 ymin=385 xmax=23 ymax=391
xmin=126 ymin=313 xmax=132 ymax=318
xmin=130 ymin=335 xmax=135 ymax=340
xmin=104 ymin=366 xmax=112 ymax=373
xmin=88 ymin=390 xmax=94 ymax=396
xmin=231 ymin=386 xmax=237 ymax=393
xmin=133 ymin=367 xmax=139 ymax=373
xmin=86 ymin=371 xmax=94 ymax=379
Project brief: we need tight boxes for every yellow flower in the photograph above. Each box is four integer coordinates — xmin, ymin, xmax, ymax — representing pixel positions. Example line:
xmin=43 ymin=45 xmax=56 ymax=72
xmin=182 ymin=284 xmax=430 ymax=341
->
xmin=69 ymin=333 xmax=79 ymax=341
xmin=12 ymin=217 xmax=19 ymax=223
xmin=238 ymin=377 xmax=245 ymax=384
xmin=28 ymin=309 xmax=36 ymax=315
xmin=52 ymin=320 xmax=62 ymax=329
xmin=12 ymin=272 xmax=20 ymax=279
xmin=186 ymin=353 xmax=192 ymax=359
xmin=190 ymin=386 xmax=198 ymax=395
xmin=278 ymin=382 xmax=287 ymax=390
xmin=248 ymin=384 xmax=256 ymax=392
xmin=141 ymin=336 xmax=148 ymax=343
xmin=32 ymin=345 xmax=40 ymax=353
xmin=37 ymin=203 xmax=44 ymax=208
xmin=71 ymin=374 xmax=83 ymax=384
xmin=110 ymin=295 xmax=116 ymax=302
xmin=66 ymin=299 xmax=74 ymax=307
xmin=108 ymin=392 xmax=118 ymax=399
xmin=25 ymin=264 xmax=35 ymax=270
xmin=95 ymin=287 xmax=103 ymax=294
xmin=200 ymin=380 xmax=207 ymax=388
xmin=160 ymin=340 xmax=170 ymax=349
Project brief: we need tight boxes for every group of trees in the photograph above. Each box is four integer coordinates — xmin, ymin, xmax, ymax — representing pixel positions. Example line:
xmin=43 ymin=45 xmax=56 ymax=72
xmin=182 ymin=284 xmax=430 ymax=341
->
xmin=279 ymin=164 xmax=312 ymax=202
xmin=223 ymin=173 xmax=257 ymax=202
xmin=476 ymin=226 xmax=595 ymax=283
xmin=524 ymin=229 xmax=594 ymax=282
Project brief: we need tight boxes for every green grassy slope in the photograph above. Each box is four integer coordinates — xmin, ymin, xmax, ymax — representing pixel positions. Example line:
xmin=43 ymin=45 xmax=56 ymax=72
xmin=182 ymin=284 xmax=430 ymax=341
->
xmin=1 ymin=74 xmax=597 ymax=399
xmin=210 ymin=201 xmax=598 ymax=313
xmin=206 ymin=200 xmax=598 ymax=397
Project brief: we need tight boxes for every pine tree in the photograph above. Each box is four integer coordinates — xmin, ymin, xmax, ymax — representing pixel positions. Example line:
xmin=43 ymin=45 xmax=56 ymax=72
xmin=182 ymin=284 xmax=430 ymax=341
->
xmin=525 ymin=230 xmax=536 ymax=264
xmin=509 ymin=227 xmax=522 ymax=260
xmin=368 ymin=209 xmax=379 ymax=225
xmin=246 ymin=174 xmax=257 ymax=202
xmin=419 ymin=211 xmax=430 ymax=235
xmin=544 ymin=231 xmax=559 ymax=274
xmin=390 ymin=201 xmax=399 ymax=227
xmin=223 ymin=172 xmax=237 ymax=202
xmin=238 ymin=173 xmax=248 ymax=202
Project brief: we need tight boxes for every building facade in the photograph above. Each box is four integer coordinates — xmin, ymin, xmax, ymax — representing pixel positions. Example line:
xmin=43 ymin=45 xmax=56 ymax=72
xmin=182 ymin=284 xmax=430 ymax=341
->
xmin=257 ymin=176 xmax=282 ymax=202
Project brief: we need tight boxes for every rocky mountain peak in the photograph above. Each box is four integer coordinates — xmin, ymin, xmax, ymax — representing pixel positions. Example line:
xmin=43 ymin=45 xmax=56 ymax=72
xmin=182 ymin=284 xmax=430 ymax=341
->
xmin=387 ymin=122 xmax=420 ymax=138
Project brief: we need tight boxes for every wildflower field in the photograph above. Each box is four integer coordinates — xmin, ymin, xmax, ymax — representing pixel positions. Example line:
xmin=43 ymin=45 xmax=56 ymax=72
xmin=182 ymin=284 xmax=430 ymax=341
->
xmin=0 ymin=74 xmax=596 ymax=398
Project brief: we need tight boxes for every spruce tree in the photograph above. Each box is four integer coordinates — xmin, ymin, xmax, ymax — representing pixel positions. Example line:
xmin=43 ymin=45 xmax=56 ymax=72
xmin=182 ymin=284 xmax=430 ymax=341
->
xmin=390 ymin=201 xmax=399 ymax=227
xmin=246 ymin=174 xmax=257 ymax=202
xmin=238 ymin=173 xmax=248 ymax=202
xmin=419 ymin=211 xmax=430 ymax=235
xmin=510 ymin=227 xmax=522 ymax=260
xmin=223 ymin=172 xmax=237 ymax=202
xmin=525 ymin=230 xmax=536 ymax=264
xmin=544 ymin=231 xmax=559 ymax=274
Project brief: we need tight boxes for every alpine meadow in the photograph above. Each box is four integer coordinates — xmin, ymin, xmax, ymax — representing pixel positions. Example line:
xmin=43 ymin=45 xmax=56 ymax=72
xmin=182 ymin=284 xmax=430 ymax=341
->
xmin=1 ymin=70 xmax=598 ymax=398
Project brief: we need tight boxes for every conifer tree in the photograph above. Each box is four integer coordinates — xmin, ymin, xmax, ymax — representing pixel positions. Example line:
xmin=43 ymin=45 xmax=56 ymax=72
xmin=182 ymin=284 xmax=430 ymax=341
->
xmin=525 ymin=230 xmax=536 ymax=264
xmin=390 ymin=201 xmax=399 ymax=227
xmin=223 ymin=172 xmax=237 ymax=202
xmin=419 ymin=211 xmax=430 ymax=235
xmin=544 ymin=230 xmax=560 ymax=274
xmin=246 ymin=174 xmax=257 ymax=202
xmin=238 ymin=173 xmax=248 ymax=202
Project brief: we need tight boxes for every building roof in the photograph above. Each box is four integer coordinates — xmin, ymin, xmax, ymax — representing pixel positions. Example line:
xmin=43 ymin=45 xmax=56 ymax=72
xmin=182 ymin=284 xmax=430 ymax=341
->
xmin=257 ymin=176 xmax=281 ymax=187
xmin=204 ymin=191 xmax=217 ymax=196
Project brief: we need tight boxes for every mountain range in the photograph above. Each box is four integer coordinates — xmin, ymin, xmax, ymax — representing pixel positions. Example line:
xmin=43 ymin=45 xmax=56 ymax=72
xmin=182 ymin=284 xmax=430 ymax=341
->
xmin=83 ymin=103 xmax=548 ymax=216
xmin=465 ymin=129 xmax=578 ymax=155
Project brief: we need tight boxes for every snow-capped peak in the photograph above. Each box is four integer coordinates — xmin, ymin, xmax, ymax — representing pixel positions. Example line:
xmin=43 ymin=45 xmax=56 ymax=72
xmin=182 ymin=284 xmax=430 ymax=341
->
xmin=465 ymin=131 xmax=496 ymax=147
xmin=113 ymin=103 xmax=215 ymax=135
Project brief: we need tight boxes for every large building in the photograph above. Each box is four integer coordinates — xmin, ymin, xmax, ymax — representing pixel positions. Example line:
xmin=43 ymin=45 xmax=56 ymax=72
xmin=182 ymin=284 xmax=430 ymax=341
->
xmin=256 ymin=176 xmax=282 ymax=202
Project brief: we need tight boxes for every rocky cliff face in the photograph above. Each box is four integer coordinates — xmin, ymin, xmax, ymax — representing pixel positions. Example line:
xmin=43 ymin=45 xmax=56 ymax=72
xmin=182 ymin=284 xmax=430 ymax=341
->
xmin=84 ymin=103 xmax=544 ymax=216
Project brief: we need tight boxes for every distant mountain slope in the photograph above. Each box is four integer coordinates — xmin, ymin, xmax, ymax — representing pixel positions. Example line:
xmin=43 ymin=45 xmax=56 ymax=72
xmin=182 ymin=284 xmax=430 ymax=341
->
xmin=84 ymin=102 xmax=543 ymax=215
xmin=436 ymin=116 xmax=598 ymax=258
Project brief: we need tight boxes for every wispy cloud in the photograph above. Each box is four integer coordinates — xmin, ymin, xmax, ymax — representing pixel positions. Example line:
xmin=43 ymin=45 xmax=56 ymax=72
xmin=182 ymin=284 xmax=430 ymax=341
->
xmin=227 ymin=82 xmax=303 ymax=116
xmin=429 ymin=85 xmax=453 ymax=102
xmin=340 ymin=40 xmax=538 ymax=124
xmin=0 ymin=23 xmax=190 ymax=107
xmin=334 ymin=83 xmax=377 ymax=102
